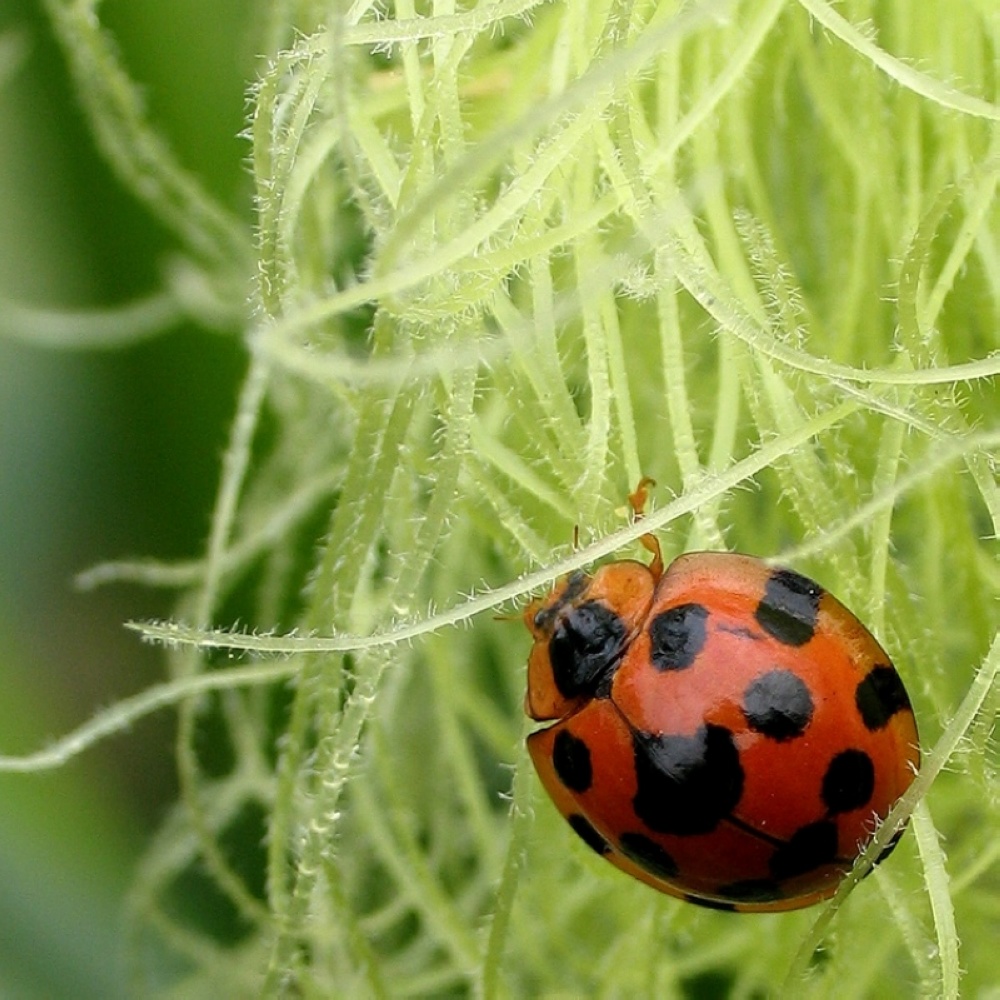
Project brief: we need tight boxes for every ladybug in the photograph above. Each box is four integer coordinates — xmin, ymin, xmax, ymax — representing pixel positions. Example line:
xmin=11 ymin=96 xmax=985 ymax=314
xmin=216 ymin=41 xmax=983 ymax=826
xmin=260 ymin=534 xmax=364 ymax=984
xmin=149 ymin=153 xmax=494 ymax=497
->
xmin=524 ymin=483 xmax=920 ymax=912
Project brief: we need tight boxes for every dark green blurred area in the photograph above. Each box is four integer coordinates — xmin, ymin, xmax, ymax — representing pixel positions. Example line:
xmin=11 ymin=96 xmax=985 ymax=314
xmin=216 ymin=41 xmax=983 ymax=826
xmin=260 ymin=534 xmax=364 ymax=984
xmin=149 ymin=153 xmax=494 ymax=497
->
xmin=0 ymin=2 xmax=253 ymax=995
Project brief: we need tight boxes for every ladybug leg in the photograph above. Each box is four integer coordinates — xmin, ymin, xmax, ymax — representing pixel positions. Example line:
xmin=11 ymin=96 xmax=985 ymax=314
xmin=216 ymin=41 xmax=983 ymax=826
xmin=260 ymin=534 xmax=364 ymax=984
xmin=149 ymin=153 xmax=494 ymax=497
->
xmin=628 ymin=477 xmax=663 ymax=581
xmin=628 ymin=477 xmax=655 ymax=515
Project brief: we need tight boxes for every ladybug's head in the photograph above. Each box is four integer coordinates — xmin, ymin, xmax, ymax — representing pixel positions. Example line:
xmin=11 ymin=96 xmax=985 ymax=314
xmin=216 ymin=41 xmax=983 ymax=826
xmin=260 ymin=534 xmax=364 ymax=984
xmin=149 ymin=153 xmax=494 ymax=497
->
xmin=524 ymin=561 xmax=655 ymax=723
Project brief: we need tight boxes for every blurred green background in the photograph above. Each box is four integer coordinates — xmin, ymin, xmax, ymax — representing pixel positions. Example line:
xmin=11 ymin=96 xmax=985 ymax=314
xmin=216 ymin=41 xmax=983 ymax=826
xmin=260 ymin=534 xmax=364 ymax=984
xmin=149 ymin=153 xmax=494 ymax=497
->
xmin=2 ymin=2 xmax=997 ymax=996
xmin=0 ymin=3 xmax=252 ymax=995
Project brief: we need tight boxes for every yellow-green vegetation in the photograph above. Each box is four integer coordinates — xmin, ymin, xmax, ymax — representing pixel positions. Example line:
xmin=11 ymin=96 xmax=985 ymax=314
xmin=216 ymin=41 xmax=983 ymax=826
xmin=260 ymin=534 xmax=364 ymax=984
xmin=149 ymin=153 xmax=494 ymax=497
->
xmin=3 ymin=0 xmax=998 ymax=996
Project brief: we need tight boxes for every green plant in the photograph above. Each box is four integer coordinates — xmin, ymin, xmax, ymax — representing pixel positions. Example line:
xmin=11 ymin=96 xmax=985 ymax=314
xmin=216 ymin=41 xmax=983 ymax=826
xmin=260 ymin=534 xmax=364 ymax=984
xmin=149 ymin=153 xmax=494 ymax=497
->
xmin=3 ymin=0 xmax=998 ymax=996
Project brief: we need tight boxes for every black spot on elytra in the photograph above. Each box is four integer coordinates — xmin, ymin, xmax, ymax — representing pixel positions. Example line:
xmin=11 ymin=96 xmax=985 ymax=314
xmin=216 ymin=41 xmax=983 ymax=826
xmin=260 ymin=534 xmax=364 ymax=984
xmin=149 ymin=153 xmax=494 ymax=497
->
xmin=822 ymin=749 xmax=875 ymax=814
xmin=618 ymin=832 xmax=679 ymax=880
xmin=552 ymin=729 xmax=593 ymax=793
xmin=856 ymin=665 xmax=912 ymax=731
xmin=770 ymin=820 xmax=839 ymax=879
xmin=686 ymin=895 xmax=738 ymax=912
xmin=568 ymin=814 xmax=610 ymax=855
xmin=743 ymin=668 xmax=814 ymax=741
xmin=648 ymin=603 xmax=709 ymax=671
xmin=872 ymin=827 xmax=907 ymax=868
xmin=714 ymin=878 xmax=784 ymax=904
xmin=755 ymin=569 xmax=822 ymax=647
xmin=549 ymin=601 xmax=628 ymax=699
xmin=632 ymin=725 xmax=744 ymax=836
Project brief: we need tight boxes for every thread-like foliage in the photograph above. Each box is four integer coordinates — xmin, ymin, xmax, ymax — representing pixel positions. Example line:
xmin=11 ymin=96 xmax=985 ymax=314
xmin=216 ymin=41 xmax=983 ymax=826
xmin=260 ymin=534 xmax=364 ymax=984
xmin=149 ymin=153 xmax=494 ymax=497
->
xmin=5 ymin=1 xmax=999 ymax=996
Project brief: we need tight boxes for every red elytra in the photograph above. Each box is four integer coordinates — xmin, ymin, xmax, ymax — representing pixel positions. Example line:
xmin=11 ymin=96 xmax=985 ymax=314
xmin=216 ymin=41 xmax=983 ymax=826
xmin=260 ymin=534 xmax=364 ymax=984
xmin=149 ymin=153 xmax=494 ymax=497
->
xmin=524 ymin=493 xmax=919 ymax=912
